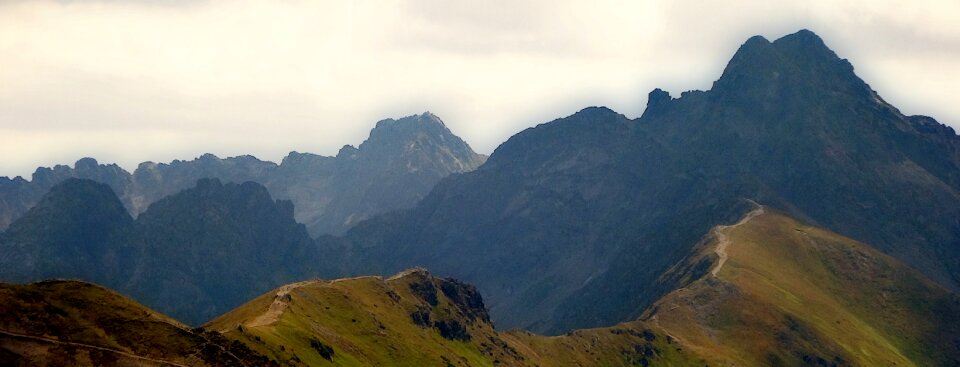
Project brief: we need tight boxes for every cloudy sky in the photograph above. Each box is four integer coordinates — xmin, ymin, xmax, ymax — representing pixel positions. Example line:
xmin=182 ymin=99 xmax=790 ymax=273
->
xmin=1 ymin=0 xmax=958 ymax=177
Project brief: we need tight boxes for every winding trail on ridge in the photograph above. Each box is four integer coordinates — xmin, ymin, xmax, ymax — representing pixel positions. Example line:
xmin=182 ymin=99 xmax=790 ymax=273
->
xmin=246 ymin=280 xmax=319 ymax=328
xmin=711 ymin=204 xmax=765 ymax=277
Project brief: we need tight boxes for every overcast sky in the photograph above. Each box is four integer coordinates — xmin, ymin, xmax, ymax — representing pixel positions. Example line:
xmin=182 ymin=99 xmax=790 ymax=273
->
xmin=1 ymin=0 xmax=958 ymax=178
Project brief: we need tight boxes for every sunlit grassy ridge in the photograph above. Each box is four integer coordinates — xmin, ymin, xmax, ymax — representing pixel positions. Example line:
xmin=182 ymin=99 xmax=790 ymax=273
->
xmin=207 ymin=269 xmax=704 ymax=366
xmin=644 ymin=209 xmax=960 ymax=366
xmin=206 ymin=209 xmax=960 ymax=366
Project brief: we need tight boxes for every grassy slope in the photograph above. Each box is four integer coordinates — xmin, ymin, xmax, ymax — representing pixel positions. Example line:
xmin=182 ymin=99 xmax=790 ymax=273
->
xmin=0 ymin=280 xmax=272 ymax=366
xmin=644 ymin=209 xmax=960 ymax=366
xmin=208 ymin=210 xmax=960 ymax=366
xmin=5 ymin=208 xmax=955 ymax=366
xmin=207 ymin=270 xmax=705 ymax=366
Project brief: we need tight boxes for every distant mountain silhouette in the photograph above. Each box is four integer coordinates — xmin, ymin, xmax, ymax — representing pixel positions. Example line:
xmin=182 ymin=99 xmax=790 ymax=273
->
xmin=0 ymin=112 xmax=486 ymax=236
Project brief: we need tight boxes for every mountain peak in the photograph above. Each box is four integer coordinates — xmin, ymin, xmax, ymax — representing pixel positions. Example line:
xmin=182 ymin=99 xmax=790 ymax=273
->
xmin=774 ymin=29 xmax=826 ymax=47
xmin=359 ymin=112 xmax=484 ymax=169
xmin=770 ymin=29 xmax=842 ymax=65
xmin=336 ymin=144 xmax=360 ymax=159
xmin=373 ymin=112 xmax=447 ymax=131
xmin=0 ymin=178 xmax=132 ymax=283
xmin=420 ymin=111 xmax=445 ymax=124
xmin=711 ymin=29 xmax=868 ymax=101
xmin=743 ymin=34 xmax=771 ymax=46
xmin=74 ymin=157 xmax=99 ymax=170
xmin=642 ymin=88 xmax=673 ymax=118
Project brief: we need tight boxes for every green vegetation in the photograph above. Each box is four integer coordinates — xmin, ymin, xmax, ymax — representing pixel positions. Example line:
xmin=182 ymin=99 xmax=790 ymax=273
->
xmin=207 ymin=271 xmax=528 ymax=366
xmin=3 ymin=209 xmax=958 ymax=366
xmin=644 ymin=209 xmax=960 ymax=366
xmin=0 ymin=280 xmax=275 ymax=366
xmin=206 ymin=269 xmax=705 ymax=366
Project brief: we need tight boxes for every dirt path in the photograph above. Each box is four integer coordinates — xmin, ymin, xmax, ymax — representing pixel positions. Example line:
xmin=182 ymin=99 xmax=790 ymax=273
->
xmin=0 ymin=329 xmax=189 ymax=367
xmin=246 ymin=276 xmax=385 ymax=328
xmin=646 ymin=315 xmax=687 ymax=346
xmin=246 ymin=280 xmax=321 ymax=328
xmin=330 ymin=275 xmax=382 ymax=283
xmin=710 ymin=205 xmax=765 ymax=277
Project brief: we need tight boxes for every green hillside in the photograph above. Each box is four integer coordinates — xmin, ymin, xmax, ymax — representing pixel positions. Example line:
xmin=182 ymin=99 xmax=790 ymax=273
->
xmin=3 ymin=207 xmax=957 ymax=366
xmin=210 ymin=208 xmax=960 ymax=366
xmin=206 ymin=269 xmax=703 ymax=366
xmin=643 ymin=208 xmax=960 ymax=366
xmin=0 ymin=280 xmax=274 ymax=366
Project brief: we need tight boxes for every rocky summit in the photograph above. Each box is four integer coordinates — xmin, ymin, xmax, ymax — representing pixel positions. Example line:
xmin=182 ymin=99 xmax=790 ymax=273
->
xmin=329 ymin=30 xmax=960 ymax=334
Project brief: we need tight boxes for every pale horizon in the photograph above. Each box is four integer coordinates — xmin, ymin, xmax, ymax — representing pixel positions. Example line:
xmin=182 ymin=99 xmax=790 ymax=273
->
xmin=2 ymin=0 xmax=959 ymax=178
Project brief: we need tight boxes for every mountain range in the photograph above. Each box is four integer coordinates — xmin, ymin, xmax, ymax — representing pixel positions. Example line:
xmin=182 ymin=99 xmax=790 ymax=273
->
xmin=1 ymin=29 xmax=959 ymax=366
xmin=0 ymin=177 xmax=328 ymax=325
xmin=320 ymin=30 xmax=960 ymax=334
xmin=0 ymin=112 xmax=486 ymax=236
xmin=4 ymin=208 xmax=958 ymax=365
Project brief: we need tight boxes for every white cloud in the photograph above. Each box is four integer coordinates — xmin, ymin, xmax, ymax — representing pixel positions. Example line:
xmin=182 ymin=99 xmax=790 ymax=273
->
xmin=0 ymin=0 xmax=958 ymax=177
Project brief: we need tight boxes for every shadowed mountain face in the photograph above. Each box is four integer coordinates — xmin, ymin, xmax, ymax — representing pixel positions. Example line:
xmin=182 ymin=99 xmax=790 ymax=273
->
xmin=128 ymin=179 xmax=325 ymax=324
xmin=333 ymin=30 xmax=960 ymax=334
xmin=0 ymin=178 xmax=328 ymax=325
xmin=0 ymin=112 xmax=485 ymax=236
xmin=0 ymin=159 xmax=133 ymax=232
xmin=0 ymin=179 xmax=133 ymax=285
xmin=270 ymin=112 xmax=486 ymax=235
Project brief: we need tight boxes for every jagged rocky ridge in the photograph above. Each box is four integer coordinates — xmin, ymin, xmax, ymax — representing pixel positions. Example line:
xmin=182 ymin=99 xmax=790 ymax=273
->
xmin=328 ymin=29 xmax=960 ymax=334
xmin=0 ymin=112 xmax=486 ymax=236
